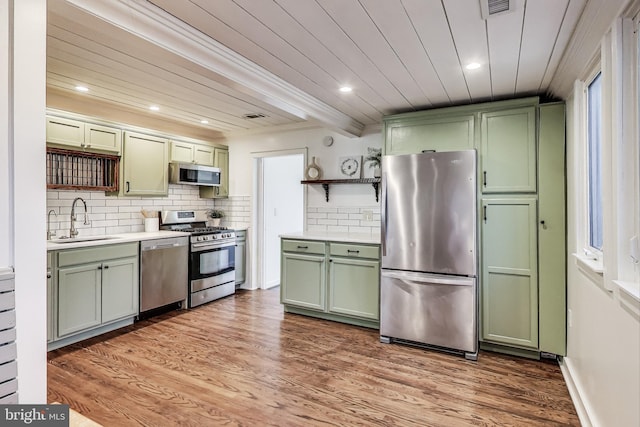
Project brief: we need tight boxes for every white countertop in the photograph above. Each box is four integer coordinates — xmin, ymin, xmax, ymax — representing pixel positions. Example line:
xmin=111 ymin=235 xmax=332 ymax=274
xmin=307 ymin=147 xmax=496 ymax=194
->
xmin=280 ymin=231 xmax=380 ymax=245
xmin=47 ymin=230 xmax=190 ymax=251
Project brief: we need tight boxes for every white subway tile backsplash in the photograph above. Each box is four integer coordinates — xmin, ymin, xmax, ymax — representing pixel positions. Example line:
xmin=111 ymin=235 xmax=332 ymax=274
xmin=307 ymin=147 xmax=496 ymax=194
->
xmin=337 ymin=207 xmax=360 ymax=214
xmin=305 ymin=206 xmax=380 ymax=235
xmin=47 ymin=184 xmax=216 ymax=237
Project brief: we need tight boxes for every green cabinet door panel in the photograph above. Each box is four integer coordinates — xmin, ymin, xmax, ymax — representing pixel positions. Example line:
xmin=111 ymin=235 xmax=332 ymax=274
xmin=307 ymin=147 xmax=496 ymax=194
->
xmin=194 ymin=145 xmax=215 ymax=166
xmin=170 ymin=141 xmax=194 ymax=164
xmin=199 ymin=147 xmax=229 ymax=198
xmin=328 ymin=257 xmax=380 ymax=320
xmin=123 ymin=132 xmax=169 ymax=196
xmin=57 ymin=263 xmax=102 ymax=337
xmin=481 ymin=107 xmax=537 ymax=193
xmin=537 ymin=103 xmax=567 ymax=356
xmin=235 ymin=239 xmax=246 ymax=285
xmin=281 ymin=252 xmax=326 ymax=311
xmin=385 ymin=114 xmax=475 ymax=155
xmin=482 ymin=198 xmax=538 ymax=349
xmin=101 ymin=257 xmax=139 ymax=324
xmin=84 ymin=124 xmax=122 ymax=154
xmin=46 ymin=116 xmax=85 ymax=147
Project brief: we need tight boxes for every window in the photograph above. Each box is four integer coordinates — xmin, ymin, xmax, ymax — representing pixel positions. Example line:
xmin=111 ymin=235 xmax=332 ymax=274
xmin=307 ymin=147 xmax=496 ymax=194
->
xmin=587 ymin=72 xmax=603 ymax=252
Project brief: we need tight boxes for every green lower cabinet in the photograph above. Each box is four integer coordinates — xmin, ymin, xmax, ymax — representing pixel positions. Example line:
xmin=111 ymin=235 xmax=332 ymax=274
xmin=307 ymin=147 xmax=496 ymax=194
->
xmin=481 ymin=198 xmax=538 ymax=349
xmin=280 ymin=238 xmax=380 ymax=328
xmin=101 ymin=257 xmax=139 ymax=324
xmin=50 ymin=242 xmax=139 ymax=349
xmin=328 ymin=257 xmax=380 ymax=320
xmin=281 ymin=252 xmax=326 ymax=311
xmin=57 ymin=263 xmax=102 ymax=337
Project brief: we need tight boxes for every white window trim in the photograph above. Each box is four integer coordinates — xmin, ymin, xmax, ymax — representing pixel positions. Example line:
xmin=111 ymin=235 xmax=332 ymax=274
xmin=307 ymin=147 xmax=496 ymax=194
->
xmin=573 ymin=59 xmax=606 ymax=281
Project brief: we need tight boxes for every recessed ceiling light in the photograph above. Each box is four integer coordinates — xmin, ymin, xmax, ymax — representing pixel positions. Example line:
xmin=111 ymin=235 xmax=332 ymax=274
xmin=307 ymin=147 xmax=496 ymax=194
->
xmin=200 ymin=119 xmax=209 ymax=124
xmin=75 ymin=86 xmax=89 ymax=92
xmin=339 ymin=86 xmax=352 ymax=93
xmin=465 ymin=63 xmax=481 ymax=70
xmin=149 ymin=105 xmax=160 ymax=111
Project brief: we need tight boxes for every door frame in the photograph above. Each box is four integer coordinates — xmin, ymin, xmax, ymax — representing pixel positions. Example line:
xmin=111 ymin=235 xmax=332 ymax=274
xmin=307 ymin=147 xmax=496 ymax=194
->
xmin=252 ymin=148 xmax=307 ymax=290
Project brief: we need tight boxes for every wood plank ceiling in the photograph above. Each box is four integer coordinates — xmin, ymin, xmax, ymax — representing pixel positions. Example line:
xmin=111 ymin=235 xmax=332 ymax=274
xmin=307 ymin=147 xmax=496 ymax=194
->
xmin=47 ymin=0 xmax=588 ymax=138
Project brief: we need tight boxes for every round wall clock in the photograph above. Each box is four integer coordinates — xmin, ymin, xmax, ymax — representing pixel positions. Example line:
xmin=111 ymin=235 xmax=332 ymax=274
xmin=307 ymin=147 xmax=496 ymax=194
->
xmin=340 ymin=157 xmax=360 ymax=177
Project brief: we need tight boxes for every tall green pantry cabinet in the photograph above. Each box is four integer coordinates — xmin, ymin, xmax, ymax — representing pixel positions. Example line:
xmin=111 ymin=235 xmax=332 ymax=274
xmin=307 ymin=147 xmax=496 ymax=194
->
xmin=383 ymin=98 xmax=566 ymax=359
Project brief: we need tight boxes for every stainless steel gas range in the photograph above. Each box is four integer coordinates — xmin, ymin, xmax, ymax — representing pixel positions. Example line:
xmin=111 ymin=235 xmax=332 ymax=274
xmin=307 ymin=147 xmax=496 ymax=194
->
xmin=160 ymin=210 xmax=236 ymax=307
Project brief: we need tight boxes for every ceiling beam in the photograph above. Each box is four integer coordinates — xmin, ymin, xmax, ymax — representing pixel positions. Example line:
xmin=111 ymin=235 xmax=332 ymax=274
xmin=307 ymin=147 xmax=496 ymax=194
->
xmin=57 ymin=0 xmax=365 ymax=137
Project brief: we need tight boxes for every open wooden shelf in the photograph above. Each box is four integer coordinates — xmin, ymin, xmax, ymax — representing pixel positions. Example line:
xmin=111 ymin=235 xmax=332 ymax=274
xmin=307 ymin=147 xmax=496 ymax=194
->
xmin=301 ymin=178 xmax=381 ymax=202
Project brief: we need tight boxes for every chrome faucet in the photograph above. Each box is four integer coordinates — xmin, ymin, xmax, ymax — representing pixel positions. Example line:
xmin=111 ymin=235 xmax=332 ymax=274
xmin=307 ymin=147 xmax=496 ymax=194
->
xmin=47 ymin=209 xmax=57 ymax=240
xmin=70 ymin=197 xmax=89 ymax=238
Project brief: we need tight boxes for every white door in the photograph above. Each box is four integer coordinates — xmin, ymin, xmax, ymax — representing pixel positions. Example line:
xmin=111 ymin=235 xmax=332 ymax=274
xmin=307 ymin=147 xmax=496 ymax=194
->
xmin=262 ymin=154 xmax=304 ymax=289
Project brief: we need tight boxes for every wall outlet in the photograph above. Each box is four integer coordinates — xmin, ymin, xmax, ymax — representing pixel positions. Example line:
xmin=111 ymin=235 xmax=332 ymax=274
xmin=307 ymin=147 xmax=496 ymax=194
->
xmin=362 ymin=210 xmax=373 ymax=221
xmin=567 ymin=308 xmax=572 ymax=328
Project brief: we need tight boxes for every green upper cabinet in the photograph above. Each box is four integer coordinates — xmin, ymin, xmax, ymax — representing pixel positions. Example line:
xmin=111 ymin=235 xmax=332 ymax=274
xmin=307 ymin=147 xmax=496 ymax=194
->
xmin=537 ymin=103 xmax=566 ymax=356
xmin=170 ymin=140 xmax=215 ymax=166
xmin=481 ymin=197 xmax=538 ymax=349
xmin=480 ymin=106 xmax=537 ymax=193
xmin=200 ymin=147 xmax=229 ymax=198
xmin=194 ymin=145 xmax=215 ymax=166
xmin=46 ymin=116 xmax=121 ymax=154
xmin=384 ymin=113 xmax=475 ymax=155
xmin=122 ymin=132 xmax=169 ymax=196
xmin=170 ymin=141 xmax=194 ymax=164
xmin=46 ymin=116 xmax=84 ymax=147
xmin=84 ymin=123 xmax=122 ymax=154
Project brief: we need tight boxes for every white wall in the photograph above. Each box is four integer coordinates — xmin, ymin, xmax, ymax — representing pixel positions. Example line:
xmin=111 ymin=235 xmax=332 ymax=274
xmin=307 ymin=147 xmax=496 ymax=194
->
xmin=228 ymin=125 xmax=382 ymax=207
xmin=563 ymin=5 xmax=640 ymax=426
xmin=226 ymin=125 xmax=382 ymax=289
xmin=7 ymin=0 xmax=48 ymax=402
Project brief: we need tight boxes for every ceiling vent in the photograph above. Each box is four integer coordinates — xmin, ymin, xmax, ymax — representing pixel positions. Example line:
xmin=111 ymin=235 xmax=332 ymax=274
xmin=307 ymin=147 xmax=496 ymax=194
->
xmin=242 ymin=113 xmax=267 ymax=119
xmin=480 ymin=0 xmax=514 ymax=19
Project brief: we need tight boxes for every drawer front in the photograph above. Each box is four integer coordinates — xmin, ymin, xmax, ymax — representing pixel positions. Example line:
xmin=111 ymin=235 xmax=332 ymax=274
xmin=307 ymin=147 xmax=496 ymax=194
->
xmin=282 ymin=239 xmax=325 ymax=255
xmin=58 ymin=242 xmax=138 ymax=267
xmin=0 ymin=291 xmax=15 ymax=312
xmin=330 ymin=243 xmax=379 ymax=259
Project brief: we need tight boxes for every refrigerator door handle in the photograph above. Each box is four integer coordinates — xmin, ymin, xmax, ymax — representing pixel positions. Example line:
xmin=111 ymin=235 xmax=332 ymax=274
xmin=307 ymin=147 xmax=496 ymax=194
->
xmin=382 ymin=270 xmax=474 ymax=287
xmin=381 ymin=173 xmax=387 ymax=256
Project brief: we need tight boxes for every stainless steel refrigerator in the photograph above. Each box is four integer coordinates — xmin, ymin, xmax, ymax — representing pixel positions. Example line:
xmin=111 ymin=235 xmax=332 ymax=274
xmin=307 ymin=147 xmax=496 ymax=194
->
xmin=380 ymin=150 xmax=478 ymax=360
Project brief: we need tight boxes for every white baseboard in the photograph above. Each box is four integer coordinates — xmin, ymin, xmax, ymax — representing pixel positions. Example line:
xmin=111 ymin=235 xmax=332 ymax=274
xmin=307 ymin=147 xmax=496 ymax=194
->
xmin=263 ymin=280 xmax=279 ymax=290
xmin=560 ymin=357 xmax=595 ymax=427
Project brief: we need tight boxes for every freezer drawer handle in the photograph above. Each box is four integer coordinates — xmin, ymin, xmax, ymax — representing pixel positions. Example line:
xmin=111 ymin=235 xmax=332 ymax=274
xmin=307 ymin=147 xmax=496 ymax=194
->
xmin=347 ymin=250 xmax=360 ymax=254
xmin=383 ymin=271 xmax=474 ymax=287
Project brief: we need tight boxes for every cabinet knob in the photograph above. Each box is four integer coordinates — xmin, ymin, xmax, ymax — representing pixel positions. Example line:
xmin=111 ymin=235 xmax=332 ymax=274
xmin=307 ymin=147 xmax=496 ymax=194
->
xmin=540 ymin=220 xmax=547 ymax=230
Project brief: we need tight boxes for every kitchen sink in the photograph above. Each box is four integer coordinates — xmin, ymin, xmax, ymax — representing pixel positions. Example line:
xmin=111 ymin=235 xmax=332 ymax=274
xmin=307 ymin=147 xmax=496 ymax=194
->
xmin=49 ymin=236 xmax=121 ymax=244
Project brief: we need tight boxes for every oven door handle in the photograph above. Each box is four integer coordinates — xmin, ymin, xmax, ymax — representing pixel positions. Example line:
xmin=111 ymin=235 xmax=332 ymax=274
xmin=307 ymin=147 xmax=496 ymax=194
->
xmin=191 ymin=241 xmax=236 ymax=250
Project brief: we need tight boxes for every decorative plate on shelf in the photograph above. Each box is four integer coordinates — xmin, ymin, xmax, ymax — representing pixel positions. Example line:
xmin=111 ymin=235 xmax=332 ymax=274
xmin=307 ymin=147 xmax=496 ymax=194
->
xmin=339 ymin=156 xmax=362 ymax=178
xmin=305 ymin=156 xmax=322 ymax=180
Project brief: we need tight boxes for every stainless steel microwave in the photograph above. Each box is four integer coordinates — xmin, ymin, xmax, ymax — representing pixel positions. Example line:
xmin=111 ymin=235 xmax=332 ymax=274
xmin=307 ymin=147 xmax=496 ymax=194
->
xmin=169 ymin=163 xmax=221 ymax=186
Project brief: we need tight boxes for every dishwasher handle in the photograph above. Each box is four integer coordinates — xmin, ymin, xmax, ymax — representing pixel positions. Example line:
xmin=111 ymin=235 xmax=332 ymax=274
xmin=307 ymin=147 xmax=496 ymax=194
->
xmin=141 ymin=237 xmax=188 ymax=252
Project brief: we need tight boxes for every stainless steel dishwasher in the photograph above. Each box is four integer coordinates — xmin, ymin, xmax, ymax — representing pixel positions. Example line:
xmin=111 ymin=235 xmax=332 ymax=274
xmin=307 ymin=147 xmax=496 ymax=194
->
xmin=140 ymin=236 xmax=189 ymax=313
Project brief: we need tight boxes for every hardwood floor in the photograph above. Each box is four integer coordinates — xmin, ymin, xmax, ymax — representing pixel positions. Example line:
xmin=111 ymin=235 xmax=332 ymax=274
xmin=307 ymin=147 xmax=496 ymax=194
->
xmin=48 ymin=288 xmax=579 ymax=426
